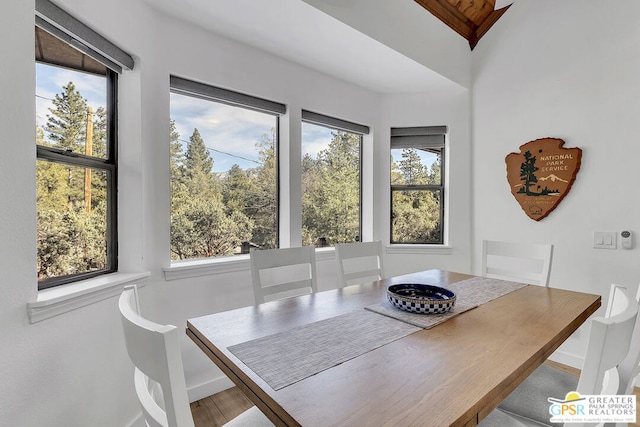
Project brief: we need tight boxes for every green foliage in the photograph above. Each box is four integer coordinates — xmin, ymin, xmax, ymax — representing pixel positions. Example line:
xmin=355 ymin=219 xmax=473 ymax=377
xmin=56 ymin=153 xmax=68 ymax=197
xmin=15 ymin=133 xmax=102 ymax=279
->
xmin=36 ymin=80 xmax=109 ymax=281
xmin=390 ymin=148 xmax=442 ymax=243
xmin=170 ymin=126 xmax=275 ymax=259
xmin=92 ymin=106 xmax=108 ymax=159
xmin=246 ymin=133 xmax=278 ymax=249
xmin=171 ymin=197 xmax=253 ymax=259
xmin=38 ymin=82 xmax=445 ymax=274
xmin=223 ymin=164 xmax=252 ymax=213
xmin=399 ymin=148 xmax=428 ymax=185
xmin=391 ymin=190 xmax=441 ymax=243
xmin=37 ymin=202 xmax=107 ymax=279
xmin=302 ymin=131 xmax=360 ymax=246
xmin=183 ymin=128 xmax=219 ymax=199
xmin=44 ymin=82 xmax=88 ymax=152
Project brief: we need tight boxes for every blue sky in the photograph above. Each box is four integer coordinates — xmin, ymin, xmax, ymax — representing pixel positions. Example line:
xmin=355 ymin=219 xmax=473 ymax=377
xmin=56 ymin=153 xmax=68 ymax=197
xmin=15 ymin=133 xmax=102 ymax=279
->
xmin=301 ymin=122 xmax=334 ymax=160
xmin=36 ymin=62 xmax=338 ymax=174
xmin=35 ymin=63 xmax=106 ymax=129
xmin=391 ymin=148 xmax=439 ymax=170
xmin=171 ymin=92 xmax=334 ymax=173
xmin=171 ymin=92 xmax=275 ymax=173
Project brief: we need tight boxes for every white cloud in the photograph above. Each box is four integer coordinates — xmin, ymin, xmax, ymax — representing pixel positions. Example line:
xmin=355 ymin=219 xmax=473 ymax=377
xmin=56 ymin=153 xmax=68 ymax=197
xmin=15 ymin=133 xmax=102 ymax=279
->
xmin=302 ymin=122 xmax=334 ymax=158
xmin=170 ymin=93 xmax=276 ymax=171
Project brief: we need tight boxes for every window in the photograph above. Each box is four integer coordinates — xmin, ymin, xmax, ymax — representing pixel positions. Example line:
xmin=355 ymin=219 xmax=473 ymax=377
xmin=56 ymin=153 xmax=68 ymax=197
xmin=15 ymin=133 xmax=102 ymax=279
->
xmin=169 ymin=76 xmax=285 ymax=260
xmin=35 ymin=0 xmax=133 ymax=289
xmin=301 ymin=111 xmax=367 ymax=247
xmin=390 ymin=126 xmax=446 ymax=244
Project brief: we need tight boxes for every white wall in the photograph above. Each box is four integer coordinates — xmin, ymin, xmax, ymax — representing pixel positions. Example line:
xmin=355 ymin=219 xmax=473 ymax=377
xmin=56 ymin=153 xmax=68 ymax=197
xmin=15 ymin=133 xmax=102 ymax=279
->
xmin=471 ymin=0 xmax=640 ymax=365
xmin=0 ymin=0 xmax=152 ymax=425
xmin=1 ymin=0 xmax=471 ymax=425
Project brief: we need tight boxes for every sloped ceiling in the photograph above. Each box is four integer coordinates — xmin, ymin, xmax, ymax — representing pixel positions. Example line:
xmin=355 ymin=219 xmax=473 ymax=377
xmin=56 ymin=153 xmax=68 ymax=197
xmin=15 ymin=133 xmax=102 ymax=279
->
xmin=145 ymin=0 xmax=513 ymax=94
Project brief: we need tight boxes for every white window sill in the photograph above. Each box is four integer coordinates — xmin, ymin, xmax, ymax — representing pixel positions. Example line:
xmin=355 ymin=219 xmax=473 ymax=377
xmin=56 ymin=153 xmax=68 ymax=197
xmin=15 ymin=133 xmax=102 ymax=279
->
xmin=386 ymin=244 xmax=453 ymax=255
xmin=164 ymin=248 xmax=338 ymax=281
xmin=164 ymin=256 xmax=251 ymax=281
xmin=27 ymin=271 xmax=150 ymax=324
xmin=164 ymin=246 xmax=452 ymax=281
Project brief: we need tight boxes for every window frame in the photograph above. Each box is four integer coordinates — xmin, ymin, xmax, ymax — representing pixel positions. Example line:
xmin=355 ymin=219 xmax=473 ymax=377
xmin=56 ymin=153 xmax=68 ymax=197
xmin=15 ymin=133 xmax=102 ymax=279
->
xmin=301 ymin=110 xmax=368 ymax=247
xmin=169 ymin=76 xmax=285 ymax=260
xmin=35 ymin=0 xmax=133 ymax=290
xmin=389 ymin=126 xmax=446 ymax=245
xmin=36 ymin=59 xmax=119 ymax=291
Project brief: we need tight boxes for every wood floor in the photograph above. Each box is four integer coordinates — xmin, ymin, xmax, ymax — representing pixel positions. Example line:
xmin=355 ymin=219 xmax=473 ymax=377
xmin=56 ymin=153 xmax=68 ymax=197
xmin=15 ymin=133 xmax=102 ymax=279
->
xmin=191 ymin=362 xmax=640 ymax=426
xmin=190 ymin=386 xmax=255 ymax=427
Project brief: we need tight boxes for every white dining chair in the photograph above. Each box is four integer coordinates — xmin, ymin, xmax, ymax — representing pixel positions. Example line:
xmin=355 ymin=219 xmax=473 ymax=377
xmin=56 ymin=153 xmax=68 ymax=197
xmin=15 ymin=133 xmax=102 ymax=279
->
xmin=334 ymin=240 xmax=385 ymax=288
xmin=486 ymin=285 xmax=639 ymax=427
xmin=250 ymin=246 xmax=318 ymax=305
xmin=612 ymin=283 xmax=640 ymax=397
xmin=119 ymin=285 xmax=273 ymax=427
xmin=481 ymin=240 xmax=554 ymax=286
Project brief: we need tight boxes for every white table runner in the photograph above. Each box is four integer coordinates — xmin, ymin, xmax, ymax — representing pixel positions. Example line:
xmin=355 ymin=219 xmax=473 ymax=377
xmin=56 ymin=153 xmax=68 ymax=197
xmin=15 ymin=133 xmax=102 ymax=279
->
xmin=365 ymin=276 xmax=527 ymax=329
xmin=227 ymin=310 xmax=420 ymax=390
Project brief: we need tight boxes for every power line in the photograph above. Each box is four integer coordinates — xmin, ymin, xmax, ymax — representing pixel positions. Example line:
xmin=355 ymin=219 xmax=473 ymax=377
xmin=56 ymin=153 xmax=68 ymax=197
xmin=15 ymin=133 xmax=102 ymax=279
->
xmin=176 ymin=138 xmax=260 ymax=165
xmin=38 ymin=93 xmax=261 ymax=166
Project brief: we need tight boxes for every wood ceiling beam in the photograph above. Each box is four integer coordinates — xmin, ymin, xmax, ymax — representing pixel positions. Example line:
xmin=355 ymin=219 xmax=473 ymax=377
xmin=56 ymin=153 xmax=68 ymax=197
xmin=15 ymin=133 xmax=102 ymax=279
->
xmin=414 ymin=0 xmax=474 ymax=40
xmin=472 ymin=7 xmax=510 ymax=49
xmin=413 ymin=0 xmax=511 ymax=50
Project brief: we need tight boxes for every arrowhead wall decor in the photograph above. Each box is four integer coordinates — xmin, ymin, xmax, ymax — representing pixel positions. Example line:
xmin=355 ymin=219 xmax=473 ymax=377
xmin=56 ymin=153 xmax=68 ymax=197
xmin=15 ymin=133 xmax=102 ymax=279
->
xmin=505 ymin=138 xmax=582 ymax=221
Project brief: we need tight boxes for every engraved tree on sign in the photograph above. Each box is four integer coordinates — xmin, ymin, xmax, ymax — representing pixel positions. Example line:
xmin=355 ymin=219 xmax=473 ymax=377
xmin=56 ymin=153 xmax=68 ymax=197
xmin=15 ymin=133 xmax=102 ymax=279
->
xmin=518 ymin=151 xmax=539 ymax=196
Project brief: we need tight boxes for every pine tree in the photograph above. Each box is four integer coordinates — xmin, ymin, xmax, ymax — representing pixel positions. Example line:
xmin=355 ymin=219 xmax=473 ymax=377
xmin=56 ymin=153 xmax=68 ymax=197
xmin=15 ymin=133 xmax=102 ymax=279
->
xmin=169 ymin=120 xmax=186 ymax=199
xmin=183 ymin=128 xmax=218 ymax=199
xmin=45 ymin=82 xmax=88 ymax=152
xmin=184 ymin=128 xmax=213 ymax=176
xmin=44 ymin=82 xmax=91 ymax=210
xmin=247 ymin=131 xmax=278 ymax=248
xmin=222 ymin=164 xmax=252 ymax=214
xmin=302 ymin=131 xmax=360 ymax=246
xmin=92 ymin=106 xmax=108 ymax=158
xmin=37 ymin=82 xmax=109 ymax=280
xmin=88 ymin=107 xmax=108 ymax=210
xmin=399 ymin=148 xmax=428 ymax=185
xmin=170 ymin=125 xmax=256 ymax=258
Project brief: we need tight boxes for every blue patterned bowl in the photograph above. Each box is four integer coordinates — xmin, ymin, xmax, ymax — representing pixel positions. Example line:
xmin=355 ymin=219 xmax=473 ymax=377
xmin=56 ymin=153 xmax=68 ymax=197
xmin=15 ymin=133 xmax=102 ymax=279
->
xmin=387 ymin=284 xmax=456 ymax=314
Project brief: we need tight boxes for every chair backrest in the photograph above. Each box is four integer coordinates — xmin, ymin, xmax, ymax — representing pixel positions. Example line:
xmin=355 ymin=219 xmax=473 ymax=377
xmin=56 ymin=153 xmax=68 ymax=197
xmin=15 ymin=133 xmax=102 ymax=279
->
xmin=481 ymin=240 xmax=554 ymax=286
xmin=250 ymin=246 xmax=318 ymax=305
xmin=611 ymin=284 xmax=640 ymax=395
xmin=604 ymin=284 xmax=635 ymax=318
xmin=119 ymin=285 xmax=195 ymax=427
xmin=576 ymin=286 xmax=638 ymax=396
xmin=335 ymin=241 xmax=385 ymax=288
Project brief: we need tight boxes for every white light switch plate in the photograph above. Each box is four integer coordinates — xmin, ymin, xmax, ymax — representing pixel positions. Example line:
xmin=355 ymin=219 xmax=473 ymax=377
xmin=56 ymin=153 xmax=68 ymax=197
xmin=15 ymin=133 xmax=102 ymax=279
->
xmin=594 ymin=232 xmax=617 ymax=249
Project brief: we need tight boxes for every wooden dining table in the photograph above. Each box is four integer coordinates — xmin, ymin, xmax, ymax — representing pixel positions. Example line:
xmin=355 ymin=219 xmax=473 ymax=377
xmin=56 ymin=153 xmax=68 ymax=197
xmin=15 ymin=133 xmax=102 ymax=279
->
xmin=186 ymin=270 xmax=601 ymax=426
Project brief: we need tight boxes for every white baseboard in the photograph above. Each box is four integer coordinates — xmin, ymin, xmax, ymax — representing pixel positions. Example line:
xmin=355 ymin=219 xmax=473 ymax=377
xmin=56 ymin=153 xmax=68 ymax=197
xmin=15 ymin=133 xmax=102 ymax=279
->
xmin=188 ymin=375 xmax=236 ymax=402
